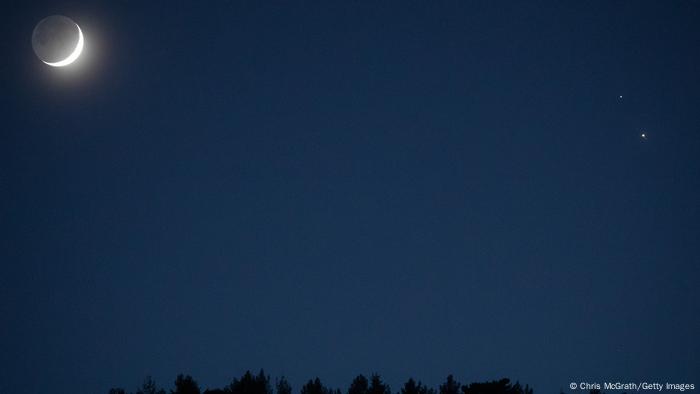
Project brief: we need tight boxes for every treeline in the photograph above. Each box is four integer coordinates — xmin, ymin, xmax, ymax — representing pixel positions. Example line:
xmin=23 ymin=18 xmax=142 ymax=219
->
xmin=108 ymin=370 xmax=534 ymax=394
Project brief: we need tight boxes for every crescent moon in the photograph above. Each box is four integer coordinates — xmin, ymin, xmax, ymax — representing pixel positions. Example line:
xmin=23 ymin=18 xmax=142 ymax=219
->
xmin=43 ymin=24 xmax=84 ymax=67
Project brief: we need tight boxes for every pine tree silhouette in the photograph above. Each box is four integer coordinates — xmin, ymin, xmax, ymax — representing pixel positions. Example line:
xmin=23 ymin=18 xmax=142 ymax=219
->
xmin=440 ymin=375 xmax=461 ymax=394
xmin=368 ymin=375 xmax=390 ymax=394
xmin=348 ymin=375 xmax=369 ymax=394
xmin=276 ymin=377 xmax=292 ymax=394
xmin=173 ymin=374 xmax=201 ymax=394
xmin=401 ymin=378 xmax=435 ymax=394
xmin=462 ymin=378 xmax=532 ymax=394
xmin=136 ymin=376 xmax=167 ymax=394
xmin=301 ymin=378 xmax=334 ymax=394
xmin=109 ymin=371 xmax=535 ymax=394
xmin=228 ymin=370 xmax=272 ymax=394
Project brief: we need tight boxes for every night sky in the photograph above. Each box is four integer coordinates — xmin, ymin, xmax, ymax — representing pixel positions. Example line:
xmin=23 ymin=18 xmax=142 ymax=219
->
xmin=2 ymin=1 xmax=699 ymax=393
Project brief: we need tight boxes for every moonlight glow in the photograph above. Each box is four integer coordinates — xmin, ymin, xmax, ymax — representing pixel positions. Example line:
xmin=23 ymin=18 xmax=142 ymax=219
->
xmin=43 ymin=24 xmax=84 ymax=67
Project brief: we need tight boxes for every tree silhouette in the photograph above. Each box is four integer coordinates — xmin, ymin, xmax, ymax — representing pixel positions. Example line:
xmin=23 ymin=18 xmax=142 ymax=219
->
xmin=109 ymin=372 xmax=536 ymax=394
xmin=462 ymin=378 xmax=531 ymax=394
xmin=136 ymin=376 xmax=167 ymax=394
xmin=368 ymin=375 xmax=390 ymax=394
xmin=228 ymin=370 xmax=272 ymax=394
xmin=440 ymin=375 xmax=461 ymax=394
xmin=173 ymin=374 xmax=201 ymax=394
xmin=348 ymin=375 xmax=369 ymax=394
xmin=401 ymin=378 xmax=435 ymax=394
xmin=301 ymin=378 xmax=333 ymax=394
xmin=276 ymin=377 xmax=292 ymax=394
xmin=510 ymin=382 xmax=532 ymax=394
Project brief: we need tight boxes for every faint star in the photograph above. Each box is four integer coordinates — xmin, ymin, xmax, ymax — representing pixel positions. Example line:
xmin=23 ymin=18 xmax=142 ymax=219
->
xmin=641 ymin=132 xmax=647 ymax=140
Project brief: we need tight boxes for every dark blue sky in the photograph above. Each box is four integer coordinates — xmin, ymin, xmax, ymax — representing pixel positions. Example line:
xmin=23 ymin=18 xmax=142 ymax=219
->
xmin=2 ymin=1 xmax=699 ymax=393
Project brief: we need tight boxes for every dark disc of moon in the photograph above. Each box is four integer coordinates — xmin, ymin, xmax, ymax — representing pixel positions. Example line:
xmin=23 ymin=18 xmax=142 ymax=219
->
xmin=32 ymin=15 xmax=80 ymax=63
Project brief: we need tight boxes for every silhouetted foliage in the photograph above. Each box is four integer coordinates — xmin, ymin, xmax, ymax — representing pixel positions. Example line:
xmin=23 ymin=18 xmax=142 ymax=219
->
xmin=348 ymin=375 xmax=369 ymax=394
xmin=368 ymin=374 xmax=390 ymax=394
xmin=135 ymin=376 xmax=167 ymax=394
xmin=276 ymin=377 xmax=292 ymax=394
xmin=440 ymin=376 xmax=461 ymax=394
xmin=109 ymin=371 xmax=535 ymax=394
xmin=512 ymin=382 xmax=532 ymax=394
xmin=402 ymin=378 xmax=435 ymax=394
xmin=228 ymin=370 xmax=272 ymax=394
xmin=301 ymin=378 xmax=335 ymax=394
xmin=173 ymin=374 xmax=201 ymax=394
xmin=462 ymin=378 xmax=531 ymax=394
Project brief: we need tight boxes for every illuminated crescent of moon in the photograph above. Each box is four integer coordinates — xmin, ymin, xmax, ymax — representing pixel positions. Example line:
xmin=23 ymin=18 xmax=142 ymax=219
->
xmin=44 ymin=24 xmax=84 ymax=67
